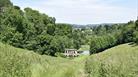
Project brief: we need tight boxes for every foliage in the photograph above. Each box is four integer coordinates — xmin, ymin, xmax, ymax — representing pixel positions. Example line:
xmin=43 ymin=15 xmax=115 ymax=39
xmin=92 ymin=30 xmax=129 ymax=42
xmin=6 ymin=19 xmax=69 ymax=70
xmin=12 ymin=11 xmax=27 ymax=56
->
xmin=0 ymin=0 xmax=12 ymax=9
xmin=0 ymin=0 xmax=137 ymax=56
xmin=133 ymin=20 xmax=138 ymax=43
xmin=90 ymin=35 xmax=117 ymax=54
xmin=0 ymin=1 xmax=80 ymax=56
xmin=89 ymin=22 xmax=135 ymax=54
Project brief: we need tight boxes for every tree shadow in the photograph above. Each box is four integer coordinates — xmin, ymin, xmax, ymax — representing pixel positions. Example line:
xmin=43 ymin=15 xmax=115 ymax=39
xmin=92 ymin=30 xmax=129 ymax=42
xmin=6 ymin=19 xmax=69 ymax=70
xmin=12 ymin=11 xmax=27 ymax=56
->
xmin=128 ymin=42 xmax=138 ymax=47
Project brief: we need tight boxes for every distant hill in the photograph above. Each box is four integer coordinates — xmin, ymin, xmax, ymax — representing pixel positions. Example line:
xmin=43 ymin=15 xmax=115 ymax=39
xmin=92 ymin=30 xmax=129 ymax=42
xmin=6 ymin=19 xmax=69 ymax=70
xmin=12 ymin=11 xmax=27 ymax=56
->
xmin=72 ymin=23 xmax=126 ymax=28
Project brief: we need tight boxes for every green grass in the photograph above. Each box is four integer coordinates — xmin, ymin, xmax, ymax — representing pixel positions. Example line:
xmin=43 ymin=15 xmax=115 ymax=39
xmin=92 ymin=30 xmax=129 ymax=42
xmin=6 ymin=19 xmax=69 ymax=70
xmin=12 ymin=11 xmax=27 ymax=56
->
xmin=0 ymin=43 xmax=88 ymax=77
xmin=85 ymin=43 xmax=138 ymax=77
xmin=1 ymin=43 xmax=138 ymax=77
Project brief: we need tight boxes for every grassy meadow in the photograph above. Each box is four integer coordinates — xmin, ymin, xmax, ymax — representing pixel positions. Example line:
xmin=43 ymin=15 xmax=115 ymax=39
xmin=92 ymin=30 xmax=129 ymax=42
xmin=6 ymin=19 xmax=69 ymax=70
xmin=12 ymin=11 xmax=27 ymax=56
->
xmin=0 ymin=42 xmax=138 ymax=77
xmin=85 ymin=43 xmax=138 ymax=77
xmin=0 ymin=43 xmax=88 ymax=77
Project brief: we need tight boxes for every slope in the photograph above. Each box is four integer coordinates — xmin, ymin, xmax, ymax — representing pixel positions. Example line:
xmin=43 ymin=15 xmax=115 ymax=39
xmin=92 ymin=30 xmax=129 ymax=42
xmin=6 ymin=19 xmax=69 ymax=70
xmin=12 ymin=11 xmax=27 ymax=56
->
xmin=85 ymin=43 xmax=138 ymax=77
xmin=0 ymin=43 xmax=88 ymax=77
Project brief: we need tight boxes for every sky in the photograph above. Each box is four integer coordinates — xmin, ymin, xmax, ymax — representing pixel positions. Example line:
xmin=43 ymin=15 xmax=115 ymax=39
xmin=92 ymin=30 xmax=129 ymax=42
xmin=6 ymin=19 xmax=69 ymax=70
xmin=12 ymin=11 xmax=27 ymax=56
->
xmin=11 ymin=0 xmax=138 ymax=24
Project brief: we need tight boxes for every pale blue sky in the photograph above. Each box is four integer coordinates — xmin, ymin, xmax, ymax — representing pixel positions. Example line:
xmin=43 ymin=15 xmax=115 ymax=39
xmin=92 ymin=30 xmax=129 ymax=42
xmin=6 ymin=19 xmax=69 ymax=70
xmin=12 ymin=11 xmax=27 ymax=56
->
xmin=11 ymin=0 xmax=137 ymax=24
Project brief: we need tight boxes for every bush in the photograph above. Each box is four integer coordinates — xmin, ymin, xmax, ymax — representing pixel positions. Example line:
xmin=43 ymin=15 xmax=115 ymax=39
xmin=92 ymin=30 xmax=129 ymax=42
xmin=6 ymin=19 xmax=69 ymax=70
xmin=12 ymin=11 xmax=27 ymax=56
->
xmin=90 ymin=35 xmax=117 ymax=54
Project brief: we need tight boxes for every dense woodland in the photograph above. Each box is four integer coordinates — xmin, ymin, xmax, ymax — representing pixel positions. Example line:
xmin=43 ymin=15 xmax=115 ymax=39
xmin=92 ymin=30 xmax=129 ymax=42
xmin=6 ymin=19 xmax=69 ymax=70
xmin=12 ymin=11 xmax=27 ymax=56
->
xmin=0 ymin=0 xmax=138 ymax=56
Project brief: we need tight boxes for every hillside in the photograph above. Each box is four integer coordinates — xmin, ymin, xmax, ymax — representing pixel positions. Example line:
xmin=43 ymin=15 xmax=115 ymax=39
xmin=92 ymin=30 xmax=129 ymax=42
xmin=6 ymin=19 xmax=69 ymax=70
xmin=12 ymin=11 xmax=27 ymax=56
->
xmin=85 ymin=43 xmax=138 ymax=77
xmin=1 ymin=42 xmax=138 ymax=77
xmin=0 ymin=43 xmax=88 ymax=77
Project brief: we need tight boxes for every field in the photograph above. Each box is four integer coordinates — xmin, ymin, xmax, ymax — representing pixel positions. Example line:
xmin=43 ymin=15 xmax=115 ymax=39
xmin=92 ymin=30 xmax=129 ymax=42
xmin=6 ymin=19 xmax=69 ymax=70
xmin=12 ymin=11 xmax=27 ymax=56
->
xmin=0 ymin=43 xmax=88 ymax=77
xmin=0 ymin=43 xmax=138 ymax=77
xmin=85 ymin=43 xmax=138 ymax=77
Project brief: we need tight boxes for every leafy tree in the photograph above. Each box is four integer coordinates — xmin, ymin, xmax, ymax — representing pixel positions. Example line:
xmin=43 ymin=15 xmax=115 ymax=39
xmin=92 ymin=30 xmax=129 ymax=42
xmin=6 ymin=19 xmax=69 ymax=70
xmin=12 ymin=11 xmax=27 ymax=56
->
xmin=47 ymin=24 xmax=55 ymax=35
xmin=0 ymin=0 xmax=12 ymax=8
xmin=133 ymin=20 xmax=138 ymax=43
xmin=90 ymin=35 xmax=117 ymax=54
xmin=135 ymin=20 xmax=138 ymax=30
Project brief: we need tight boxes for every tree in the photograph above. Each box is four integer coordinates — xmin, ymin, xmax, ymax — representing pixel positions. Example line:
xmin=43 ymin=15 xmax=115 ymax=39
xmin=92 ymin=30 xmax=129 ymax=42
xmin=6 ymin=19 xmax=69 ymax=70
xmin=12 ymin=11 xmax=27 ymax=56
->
xmin=133 ymin=20 xmax=138 ymax=43
xmin=90 ymin=39 xmax=97 ymax=54
xmin=90 ymin=35 xmax=117 ymax=54
xmin=0 ymin=0 xmax=12 ymax=8
xmin=47 ymin=24 xmax=55 ymax=35
xmin=135 ymin=20 xmax=138 ymax=30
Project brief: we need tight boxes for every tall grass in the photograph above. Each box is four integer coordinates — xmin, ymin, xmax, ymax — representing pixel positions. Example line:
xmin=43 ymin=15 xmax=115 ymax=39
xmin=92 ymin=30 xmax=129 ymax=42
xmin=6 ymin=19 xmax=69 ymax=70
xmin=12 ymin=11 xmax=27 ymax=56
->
xmin=0 ymin=43 xmax=31 ymax=77
xmin=2 ymin=42 xmax=137 ymax=77
xmin=0 ymin=43 xmax=87 ymax=77
xmin=0 ymin=43 xmax=67 ymax=77
xmin=85 ymin=43 xmax=138 ymax=77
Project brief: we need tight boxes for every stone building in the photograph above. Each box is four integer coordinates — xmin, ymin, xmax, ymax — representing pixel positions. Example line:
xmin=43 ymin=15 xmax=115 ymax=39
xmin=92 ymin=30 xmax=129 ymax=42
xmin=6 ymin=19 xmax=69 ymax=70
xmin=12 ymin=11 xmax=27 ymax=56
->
xmin=64 ymin=49 xmax=79 ymax=57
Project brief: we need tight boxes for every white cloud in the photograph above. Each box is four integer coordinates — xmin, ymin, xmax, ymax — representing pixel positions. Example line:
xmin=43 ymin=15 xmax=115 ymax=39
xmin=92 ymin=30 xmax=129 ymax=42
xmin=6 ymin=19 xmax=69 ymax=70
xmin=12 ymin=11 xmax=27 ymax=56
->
xmin=11 ymin=0 xmax=137 ymax=24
